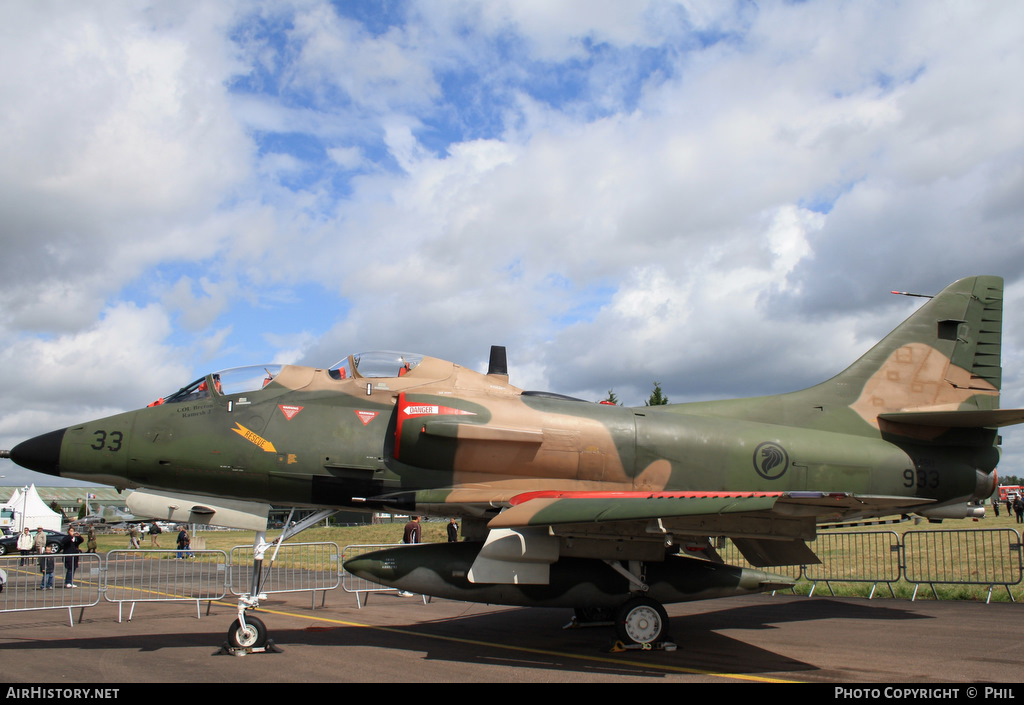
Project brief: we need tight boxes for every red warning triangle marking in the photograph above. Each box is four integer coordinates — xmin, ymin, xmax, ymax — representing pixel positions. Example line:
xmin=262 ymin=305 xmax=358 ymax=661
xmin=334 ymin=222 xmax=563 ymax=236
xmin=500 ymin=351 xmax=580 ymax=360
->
xmin=279 ymin=404 xmax=304 ymax=420
xmin=355 ymin=410 xmax=379 ymax=425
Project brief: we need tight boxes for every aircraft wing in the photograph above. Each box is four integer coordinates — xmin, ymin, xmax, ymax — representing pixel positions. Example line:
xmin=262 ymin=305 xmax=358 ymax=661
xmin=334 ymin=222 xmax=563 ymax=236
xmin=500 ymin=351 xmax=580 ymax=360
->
xmin=488 ymin=489 xmax=936 ymax=530
xmin=478 ymin=489 xmax=937 ymax=568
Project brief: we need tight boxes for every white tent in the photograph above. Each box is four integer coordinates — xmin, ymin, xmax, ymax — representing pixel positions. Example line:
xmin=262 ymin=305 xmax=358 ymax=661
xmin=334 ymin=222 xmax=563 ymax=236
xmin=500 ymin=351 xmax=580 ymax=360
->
xmin=2 ymin=485 xmax=62 ymax=532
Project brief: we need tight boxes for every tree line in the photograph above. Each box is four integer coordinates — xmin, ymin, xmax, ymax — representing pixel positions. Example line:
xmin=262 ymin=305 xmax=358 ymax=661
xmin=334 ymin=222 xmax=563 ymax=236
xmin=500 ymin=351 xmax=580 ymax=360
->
xmin=604 ymin=382 xmax=668 ymax=407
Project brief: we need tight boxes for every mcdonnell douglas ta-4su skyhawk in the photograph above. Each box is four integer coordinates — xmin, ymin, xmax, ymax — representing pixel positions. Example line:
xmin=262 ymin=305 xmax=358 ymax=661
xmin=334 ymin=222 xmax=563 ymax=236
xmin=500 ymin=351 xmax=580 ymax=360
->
xmin=6 ymin=275 xmax=1024 ymax=649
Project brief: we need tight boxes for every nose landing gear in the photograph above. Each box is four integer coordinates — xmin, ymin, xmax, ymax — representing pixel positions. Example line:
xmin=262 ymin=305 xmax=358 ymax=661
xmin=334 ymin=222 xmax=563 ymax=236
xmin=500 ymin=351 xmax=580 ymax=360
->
xmin=227 ymin=614 xmax=270 ymax=650
xmin=219 ymin=508 xmax=340 ymax=655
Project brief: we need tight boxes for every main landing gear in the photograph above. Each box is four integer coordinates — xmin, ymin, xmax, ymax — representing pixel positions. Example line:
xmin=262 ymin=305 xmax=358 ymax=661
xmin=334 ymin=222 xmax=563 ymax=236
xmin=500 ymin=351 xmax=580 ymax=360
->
xmin=614 ymin=596 xmax=673 ymax=651
xmin=569 ymin=560 xmax=677 ymax=652
xmin=570 ymin=596 xmax=676 ymax=652
xmin=220 ymin=508 xmax=339 ymax=655
xmin=606 ymin=559 xmax=676 ymax=651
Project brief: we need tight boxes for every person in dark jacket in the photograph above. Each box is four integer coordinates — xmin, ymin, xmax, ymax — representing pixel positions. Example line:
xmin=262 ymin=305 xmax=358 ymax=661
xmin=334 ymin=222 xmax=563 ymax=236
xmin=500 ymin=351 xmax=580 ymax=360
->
xmin=61 ymin=528 xmax=83 ymax=587
xmin=38 ymin=553 xmax=55 ymax=589
xmin=403 ymin=516 xmax=421 ymax=544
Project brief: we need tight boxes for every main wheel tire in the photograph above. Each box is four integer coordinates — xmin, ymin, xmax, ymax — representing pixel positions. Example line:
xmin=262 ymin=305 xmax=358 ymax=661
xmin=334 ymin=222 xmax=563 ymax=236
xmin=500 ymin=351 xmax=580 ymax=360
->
xmin=227 ymin=615 xmax=268 ymax=649
xmin=615 ymin=597 xmax=669 ymax=646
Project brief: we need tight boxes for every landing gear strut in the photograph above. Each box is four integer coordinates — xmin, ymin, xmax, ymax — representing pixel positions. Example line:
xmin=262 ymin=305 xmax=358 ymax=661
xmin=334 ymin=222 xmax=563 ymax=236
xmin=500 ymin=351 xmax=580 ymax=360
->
xmin=602 ymin=559 xmax=676 ymax=651
xmin=223 ymin=508 xmax=339 ymax=654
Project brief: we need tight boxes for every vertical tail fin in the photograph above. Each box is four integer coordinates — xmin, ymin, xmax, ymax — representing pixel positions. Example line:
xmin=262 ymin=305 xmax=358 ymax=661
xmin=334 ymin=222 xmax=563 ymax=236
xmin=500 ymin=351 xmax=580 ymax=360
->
xmin=832 ymin=275 xmax=1003 ymax=423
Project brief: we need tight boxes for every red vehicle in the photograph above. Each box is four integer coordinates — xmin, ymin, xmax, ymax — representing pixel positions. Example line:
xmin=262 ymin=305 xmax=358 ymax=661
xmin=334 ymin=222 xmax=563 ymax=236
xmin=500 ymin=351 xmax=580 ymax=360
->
xmin=998 ymin=486 xmax=1023 ymax=501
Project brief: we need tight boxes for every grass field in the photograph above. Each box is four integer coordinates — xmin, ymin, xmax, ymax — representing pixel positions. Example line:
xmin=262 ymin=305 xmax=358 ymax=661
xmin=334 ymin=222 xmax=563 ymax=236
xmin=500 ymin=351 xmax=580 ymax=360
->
xmin=87 ymin=518 xmax=451 ymax=553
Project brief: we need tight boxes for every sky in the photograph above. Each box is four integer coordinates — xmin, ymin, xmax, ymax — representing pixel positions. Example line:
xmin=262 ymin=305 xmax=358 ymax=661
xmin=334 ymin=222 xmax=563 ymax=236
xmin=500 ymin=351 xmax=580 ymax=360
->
xmin=1 ymin=0 xmax=1023 ymax=488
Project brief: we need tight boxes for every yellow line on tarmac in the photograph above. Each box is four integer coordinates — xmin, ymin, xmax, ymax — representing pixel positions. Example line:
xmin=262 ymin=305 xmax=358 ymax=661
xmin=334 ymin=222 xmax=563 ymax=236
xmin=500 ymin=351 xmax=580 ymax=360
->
xmin=5 ymin=559 xmax=798 ymax=682
xmin=248 ymin=603 xmax=802 ymax=684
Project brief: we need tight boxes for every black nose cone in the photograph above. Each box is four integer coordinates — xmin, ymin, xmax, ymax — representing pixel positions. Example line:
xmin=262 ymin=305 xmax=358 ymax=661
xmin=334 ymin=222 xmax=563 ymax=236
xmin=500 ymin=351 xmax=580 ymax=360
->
xmin=9 ymin=428 xmax=66 ymax=476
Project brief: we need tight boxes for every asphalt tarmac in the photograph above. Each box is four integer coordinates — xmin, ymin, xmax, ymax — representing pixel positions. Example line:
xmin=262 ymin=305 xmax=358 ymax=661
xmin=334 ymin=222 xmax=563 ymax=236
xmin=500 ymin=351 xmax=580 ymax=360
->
xmin=1 ymin=585 xmax=1022 ymax=686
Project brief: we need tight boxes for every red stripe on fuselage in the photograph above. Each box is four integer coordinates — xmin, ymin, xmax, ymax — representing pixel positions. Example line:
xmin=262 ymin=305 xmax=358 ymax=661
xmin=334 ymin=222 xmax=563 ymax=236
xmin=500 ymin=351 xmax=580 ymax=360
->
xmin=508 ymin=490 xmax=785 ymax=506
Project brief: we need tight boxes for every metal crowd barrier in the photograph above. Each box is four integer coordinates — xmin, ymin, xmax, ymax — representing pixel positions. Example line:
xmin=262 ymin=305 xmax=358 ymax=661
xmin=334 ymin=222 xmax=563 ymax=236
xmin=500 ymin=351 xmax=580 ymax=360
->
xmin=0 ymin=553 xmax=103 ymax=626
xmin=803 ymin=531 xmax=903 ymax=598
xmin=229 ymin=541 xmax=341 ymax=609
xmin=721 ymin=527 xmax=1022 ymax=603
xmin=0 ymin=542 xmax=344 ymax=624
xmin=903 ymin=528 xmax=1023 ymax=602
xmin=104 ymin=549 xmax=229 ymax=622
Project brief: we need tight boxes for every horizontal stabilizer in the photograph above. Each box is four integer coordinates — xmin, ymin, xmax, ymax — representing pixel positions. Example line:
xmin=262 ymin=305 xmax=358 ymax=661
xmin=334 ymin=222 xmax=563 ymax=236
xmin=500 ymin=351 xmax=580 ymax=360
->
xmin=878 ymin=408 xmax=1024 ymax=429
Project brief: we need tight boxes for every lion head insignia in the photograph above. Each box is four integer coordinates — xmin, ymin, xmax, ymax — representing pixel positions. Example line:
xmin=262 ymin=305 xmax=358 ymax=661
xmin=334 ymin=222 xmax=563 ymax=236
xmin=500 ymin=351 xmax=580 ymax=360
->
xmin=753 ymin=441 xmax=789 ymax=480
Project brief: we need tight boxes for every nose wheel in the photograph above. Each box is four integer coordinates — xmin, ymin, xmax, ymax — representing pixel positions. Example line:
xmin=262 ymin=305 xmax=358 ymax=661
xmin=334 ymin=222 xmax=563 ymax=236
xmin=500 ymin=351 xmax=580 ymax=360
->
xmin=220 ymin=613 xmax=282 ymax=654
xmin=227 ymin=615 xmax=268 ymax=650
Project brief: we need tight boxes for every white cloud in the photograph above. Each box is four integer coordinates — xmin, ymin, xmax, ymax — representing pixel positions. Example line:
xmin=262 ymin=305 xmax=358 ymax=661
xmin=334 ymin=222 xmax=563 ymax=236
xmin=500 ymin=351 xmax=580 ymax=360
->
xmin=161 ymin=276 xmax=233 ymax=332
xmin=327 ymin=146 xmax=364 ymax=170
xmin=2 ymin=0 xmax=1024 ymax=482
xmin=0 ymin=2 xmax=254 ymax=343
xmin=0 ymin=302 xmax=191 ymax=449
xmin=288 ymin=3 xmax=441 ymax=112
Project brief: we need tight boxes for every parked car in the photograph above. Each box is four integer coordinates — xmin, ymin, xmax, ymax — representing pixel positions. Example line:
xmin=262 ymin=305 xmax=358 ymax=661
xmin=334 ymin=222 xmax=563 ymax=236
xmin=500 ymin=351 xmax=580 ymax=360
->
xmin=0 ymin=529 xmax=66 ymax=555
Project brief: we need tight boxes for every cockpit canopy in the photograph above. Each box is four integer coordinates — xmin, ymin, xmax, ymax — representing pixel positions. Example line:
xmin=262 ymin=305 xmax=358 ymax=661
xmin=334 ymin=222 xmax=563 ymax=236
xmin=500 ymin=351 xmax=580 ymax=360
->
xmin=329 ymin=351 xmax=424 ymax=380
xmin=149 ymin=352 xmax=426 ymax=407
xmin=150 ymin=365 xmax=284 ymax=406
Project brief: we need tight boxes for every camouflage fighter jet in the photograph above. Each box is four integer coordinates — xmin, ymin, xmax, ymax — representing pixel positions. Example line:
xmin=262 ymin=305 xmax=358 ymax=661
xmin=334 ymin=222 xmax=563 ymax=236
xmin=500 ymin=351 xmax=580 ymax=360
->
xmin=5 ymin=275 xmax=1023 ymax=650
xmin=76 ymin=503 xmax=139 ymax=526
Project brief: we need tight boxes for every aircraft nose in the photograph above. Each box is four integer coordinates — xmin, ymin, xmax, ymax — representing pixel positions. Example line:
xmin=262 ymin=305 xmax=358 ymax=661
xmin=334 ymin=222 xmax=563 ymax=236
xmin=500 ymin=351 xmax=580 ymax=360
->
xmin=8 ymin=428 xmax=67 ymax=477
